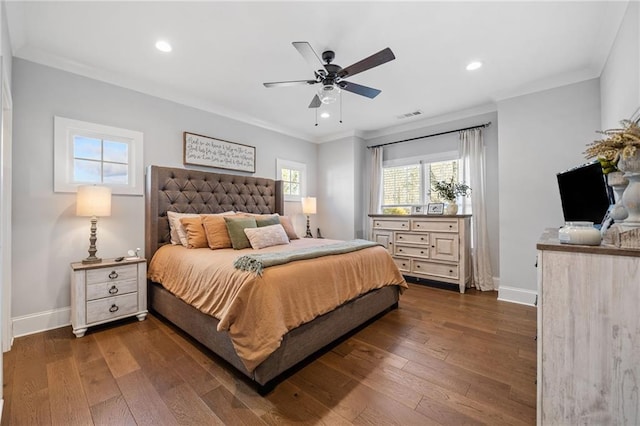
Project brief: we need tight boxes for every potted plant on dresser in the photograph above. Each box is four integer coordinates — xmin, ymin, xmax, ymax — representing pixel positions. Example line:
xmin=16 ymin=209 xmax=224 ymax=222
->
xmin=432 ymin=179 xmax=471 ymax=215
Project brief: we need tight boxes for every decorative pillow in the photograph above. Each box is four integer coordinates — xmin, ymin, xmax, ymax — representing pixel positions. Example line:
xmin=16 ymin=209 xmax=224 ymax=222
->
xmin=201 ymin=215 xmax=233 ymax=249
xmin=278 ymin=216 xmax=299 ymax=240
xmin=224 ymin=216 xmax=258 ymax=250
xmin=167 ymin=212 xmax=199 ymax=245
xmin=167 ymin=211 xmax=235 ymax=246
xmin=256 ymin=215 xmax=280 ymax=227
xmin=244 ymin=224 xmax=290 ymax=250
xmin=179 ymin=217 xmax=208 ymax=249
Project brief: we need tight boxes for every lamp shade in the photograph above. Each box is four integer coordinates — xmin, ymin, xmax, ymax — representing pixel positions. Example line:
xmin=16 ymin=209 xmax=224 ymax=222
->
xmin=76 ymin=185 xmax=112 ymax=217
xmin=301 ymin=197 xmax=317 ymax=215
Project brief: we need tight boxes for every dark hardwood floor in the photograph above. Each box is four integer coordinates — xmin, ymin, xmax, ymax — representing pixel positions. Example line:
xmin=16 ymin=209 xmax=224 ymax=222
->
xmin=1 ymin=284 xmax=537 ymax=425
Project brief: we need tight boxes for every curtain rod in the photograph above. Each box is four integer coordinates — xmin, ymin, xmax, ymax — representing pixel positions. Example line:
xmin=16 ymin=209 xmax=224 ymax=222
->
xmin=367 ymin=121 xmax=492 ymax=149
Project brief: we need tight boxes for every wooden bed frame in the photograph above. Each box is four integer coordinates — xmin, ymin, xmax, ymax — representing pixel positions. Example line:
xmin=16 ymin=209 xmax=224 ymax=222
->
xmin=145 ymin=165 xmax=400 ymax=392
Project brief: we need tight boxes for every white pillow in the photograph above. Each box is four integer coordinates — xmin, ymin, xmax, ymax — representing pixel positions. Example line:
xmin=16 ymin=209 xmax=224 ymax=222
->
xmin=167 ymin=211 xmax=235 ymax=246
xmin=244 ymin=224 xmax=290 ymax=250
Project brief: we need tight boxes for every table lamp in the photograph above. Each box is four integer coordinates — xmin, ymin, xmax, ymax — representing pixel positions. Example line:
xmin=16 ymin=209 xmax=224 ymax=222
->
xmin=301 ymin=196 xmax=316 ymax=238
xmin=76 ymin=185 xmax=112 ymax=264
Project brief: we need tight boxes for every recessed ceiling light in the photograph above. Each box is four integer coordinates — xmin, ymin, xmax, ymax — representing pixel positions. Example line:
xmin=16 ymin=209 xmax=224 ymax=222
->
xmin=320 ymin=112 xmax=330 ymax=119
xmin=155 ymin=40 xmax=172 ymax=53
xmin=466 ymin=61 xmax=482 ymax=71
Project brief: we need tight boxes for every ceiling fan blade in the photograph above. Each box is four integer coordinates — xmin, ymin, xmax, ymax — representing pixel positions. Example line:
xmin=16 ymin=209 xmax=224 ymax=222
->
xmin=308 ymin=94 xmax=322 ymax=108
xmin=337 ymin=47 xmax=395 ymax=79
xmin=263 ymin=80 xmax=317 ymax=88
xmin=293 ymin=42 xmax=326 ymax=73
xmin=339 ymin=81 xmax=381 ymax=99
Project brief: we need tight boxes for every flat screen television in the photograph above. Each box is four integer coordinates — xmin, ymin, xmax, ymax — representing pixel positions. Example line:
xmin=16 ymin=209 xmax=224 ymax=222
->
xmin=556 ymin=162 xmax=613 ymax=225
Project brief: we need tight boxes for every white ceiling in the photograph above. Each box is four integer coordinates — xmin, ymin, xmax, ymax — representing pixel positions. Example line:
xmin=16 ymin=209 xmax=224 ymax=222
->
xmin=6 ymin=1 xmax=629 ymax=143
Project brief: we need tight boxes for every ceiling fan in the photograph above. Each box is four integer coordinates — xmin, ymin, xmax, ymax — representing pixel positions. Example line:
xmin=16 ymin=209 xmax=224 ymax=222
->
xmin=264 ymin=42 xmax=396 ymax=108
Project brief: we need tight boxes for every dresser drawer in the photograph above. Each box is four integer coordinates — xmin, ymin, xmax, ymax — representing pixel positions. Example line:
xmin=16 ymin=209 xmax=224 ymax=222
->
xmin=86 ymin=264 xmax=137 ymax=285
xmin=86 ymin=278 xmax=138 ymax=301
xmin=372 ymin=219 xmax=410 ymax=230
xmin=395 ymin=232 xmax=428 ymax=245
xmin=395 ymin=245 xmax=429 ymax=258
xmin=86 ymin=293 xmax=138 ymax=324
xmin=392 ymin=257 xmax=411 ymax=272
xmin=413 ymin=260 xmax=459 ymax=280
xmin=412 ymin=219 xmax=458 ymax=233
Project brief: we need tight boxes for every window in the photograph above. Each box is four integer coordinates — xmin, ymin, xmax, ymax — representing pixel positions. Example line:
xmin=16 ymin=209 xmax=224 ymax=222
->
xmin=382 ymin=152 xmax=462 ymax=214
xmin=276 ymin=159 xmax=306 ymax=201
xmin=54 ymin=117 xmax=143 ymax=195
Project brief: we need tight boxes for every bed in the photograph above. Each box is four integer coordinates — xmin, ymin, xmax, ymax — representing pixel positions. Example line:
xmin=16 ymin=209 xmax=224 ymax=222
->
xmin=145 ymin=165 xmax=406 ymax=392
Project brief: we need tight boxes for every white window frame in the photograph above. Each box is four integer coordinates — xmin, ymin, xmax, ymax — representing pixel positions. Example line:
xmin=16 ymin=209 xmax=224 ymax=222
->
xmin=382 ymin=151 xmax=459 ymax=209
xmin=276 ymin=158 xmax=307 ymax=202
xmin=54 ymin=116 xmax=144 ymax=195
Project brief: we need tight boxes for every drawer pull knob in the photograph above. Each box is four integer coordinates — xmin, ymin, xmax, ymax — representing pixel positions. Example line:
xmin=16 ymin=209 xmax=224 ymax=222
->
xmin=108 ymin=271 xmax=118 ymax=280
xmin=431 ymin=245 xmax=435 ymax=248
xmin=449 ymin=270 xmax=453 ymax=273
xmin=421 ymin=237 xmax=424 ymax=240
xmin=420 ymin=251 xmax=424 ymax=254
xmin=109 ymin=286 xmax=118 ymax=295
xmin=109 ymin=304 xmax=119 ymax=313
xmin=416 ymin=265 xmax=421 ymax=268
xmin=402 ymin=224 xmax=406 ymax=227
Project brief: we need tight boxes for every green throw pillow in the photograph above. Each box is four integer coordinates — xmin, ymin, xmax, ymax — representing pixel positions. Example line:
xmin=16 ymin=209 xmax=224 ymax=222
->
xmin=224 ymin=217 xmax=257 ymax=249
xmin=256 ymin=215 xmax=280 ymax=227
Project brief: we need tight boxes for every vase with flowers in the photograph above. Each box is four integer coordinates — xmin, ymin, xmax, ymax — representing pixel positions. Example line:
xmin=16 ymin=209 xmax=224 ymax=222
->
xmin=585 ymin=117 xmax=640 ymax=227
xmin=432 ymin=179 xmax=471 ymax=215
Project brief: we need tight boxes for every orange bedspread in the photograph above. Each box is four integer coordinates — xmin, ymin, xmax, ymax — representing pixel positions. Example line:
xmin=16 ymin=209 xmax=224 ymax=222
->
xmin=148 ymin=238 xmax=407 ymax=372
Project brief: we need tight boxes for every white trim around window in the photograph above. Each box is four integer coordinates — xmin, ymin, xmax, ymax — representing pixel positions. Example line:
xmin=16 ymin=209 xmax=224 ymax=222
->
xmin=54 ymin=116 xmax=144 ymax=195
xmin=276 ymin=158 xmax=307 ymax=202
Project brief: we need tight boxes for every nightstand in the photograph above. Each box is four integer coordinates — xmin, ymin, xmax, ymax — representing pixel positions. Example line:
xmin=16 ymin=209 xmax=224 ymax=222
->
xmin=70 ymin=257 xmax=147 ymax=338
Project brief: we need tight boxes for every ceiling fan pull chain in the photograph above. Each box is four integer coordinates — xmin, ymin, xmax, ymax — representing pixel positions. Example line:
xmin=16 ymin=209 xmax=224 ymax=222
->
xmin=315 ymin=108 xmax=318 ymax=126
xmin=340 ymin=93 xmax=343 ymax=124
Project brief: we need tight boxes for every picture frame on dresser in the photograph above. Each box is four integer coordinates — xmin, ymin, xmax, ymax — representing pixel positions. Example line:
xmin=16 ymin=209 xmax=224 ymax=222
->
xmin=427 ymin=203 xmax=444 ymax=215
xmin=411 ymin=205 xmax=424 ymax=214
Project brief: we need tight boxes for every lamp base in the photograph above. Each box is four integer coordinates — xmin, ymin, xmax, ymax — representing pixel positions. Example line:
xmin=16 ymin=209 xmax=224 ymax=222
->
xmin=82 ymin=256 xmax=102 ymax=264
xmin=305 ymin=215 xmax=313 ymax=238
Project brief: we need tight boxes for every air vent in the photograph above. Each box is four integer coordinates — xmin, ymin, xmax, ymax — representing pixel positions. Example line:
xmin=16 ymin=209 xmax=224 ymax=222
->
xmin=396 ymin=110 xmax=423 ymax=120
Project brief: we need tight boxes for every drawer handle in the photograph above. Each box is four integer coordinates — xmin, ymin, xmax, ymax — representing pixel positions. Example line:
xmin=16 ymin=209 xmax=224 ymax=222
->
xmin=398 ymin=248 xmax=403 ymax=252
xmin=431 ymin=245 xmax=435 ymax=248
xmin=449 ymin=225 xmax=453 ymax=228
xmin=449 ymin=270 xmax=454 ymax=274
xmin=420 ymin=251 xmax=424 ymax=254
xmin=416 ymin=265 xmax=421 ymax=268
xmin=109 ymin=304 xmax=119 ymax=313
xmin=398 ymin=236 xmax=403 ymax=239
xmin=420 ymin=237 xmax=424 ymax=240
xmin=109 ymin=285 xmax=118 ymax=295
xmin=108 ymin=271 xmax=118 ymax=280
xmin=401 ymin=224 xmax=406 ymax=227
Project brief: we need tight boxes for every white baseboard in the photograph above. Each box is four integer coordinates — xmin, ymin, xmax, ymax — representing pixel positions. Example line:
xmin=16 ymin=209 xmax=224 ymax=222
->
xmin=12 ymin=307 xmax=71 ymax=338
xmin=493 ymin=276 xmax=500 ymax=289
xmin=498 ymin=285 xmax=537 ymax=306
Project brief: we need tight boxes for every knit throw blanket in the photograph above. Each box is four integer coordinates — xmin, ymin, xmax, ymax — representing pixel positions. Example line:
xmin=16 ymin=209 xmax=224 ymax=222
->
xmin=233 ymin=239 xmax=380 ymax=276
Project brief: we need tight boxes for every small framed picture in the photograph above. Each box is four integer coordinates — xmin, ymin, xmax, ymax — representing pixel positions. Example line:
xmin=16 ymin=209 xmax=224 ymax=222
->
xmin=411 ymin=205 xmax=424 ymax=214
xmin=427 ymin=203 xmax=444 ymax=215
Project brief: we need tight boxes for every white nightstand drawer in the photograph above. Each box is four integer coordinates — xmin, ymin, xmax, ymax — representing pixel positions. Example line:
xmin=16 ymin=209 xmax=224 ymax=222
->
xmin=395 ymin=245 xmax=429 ymax=258
xmin=86 ymin=293 xmax=138 ymax=324
xmin=87 ymin=278 xmax=138 ymax=301
xmin=395 ymin=232 xmax=428 ymax=245
xmin=86 ymin=264 xmax=137 ymax=285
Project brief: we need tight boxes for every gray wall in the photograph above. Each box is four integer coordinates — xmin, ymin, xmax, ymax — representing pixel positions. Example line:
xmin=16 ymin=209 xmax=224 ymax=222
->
xmin=600 ymin=1 xmax=640 ymax=128
xmin=497 ymin=78 xmax=601 ymax=301
xmin=12 ymin=58 xmax=317 ymax=323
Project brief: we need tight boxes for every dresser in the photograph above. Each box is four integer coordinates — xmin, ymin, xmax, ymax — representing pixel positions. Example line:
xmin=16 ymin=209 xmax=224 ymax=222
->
xmin=370 ymin=214 xmax=471 ymax=293
xmin=71 ymin=257 xmax=147 ymax=337
xmin=537 ymin=230 xmax=640 ymax=425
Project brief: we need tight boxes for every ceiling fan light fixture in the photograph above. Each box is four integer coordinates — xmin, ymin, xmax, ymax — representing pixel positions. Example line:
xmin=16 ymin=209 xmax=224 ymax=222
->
xmin=320 ymin=112 xmax=330 ymax=119
xmin=318 ymin=85 xmax=340 ymax=104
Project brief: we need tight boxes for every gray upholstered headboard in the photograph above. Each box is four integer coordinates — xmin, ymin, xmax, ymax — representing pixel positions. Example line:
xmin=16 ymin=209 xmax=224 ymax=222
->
xmin=145 ymin=165 xmax=284 ymax=260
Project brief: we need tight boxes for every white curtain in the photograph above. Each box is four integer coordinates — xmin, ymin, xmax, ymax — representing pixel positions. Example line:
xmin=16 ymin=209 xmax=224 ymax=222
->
xmin=368 ymin=147 xmax=383 ymax=238
xmin=460 ymin=129 xmax=495 ymax=291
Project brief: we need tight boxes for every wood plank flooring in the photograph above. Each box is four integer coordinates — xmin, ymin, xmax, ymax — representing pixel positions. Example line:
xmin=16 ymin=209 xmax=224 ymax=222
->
xmin=2 ymin=284 xmax=537 ymax=425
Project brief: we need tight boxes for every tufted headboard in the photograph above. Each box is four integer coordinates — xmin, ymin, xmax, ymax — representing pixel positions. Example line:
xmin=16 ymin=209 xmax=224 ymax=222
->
xmin=145 ymin=165 xmax=284 ymax=260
